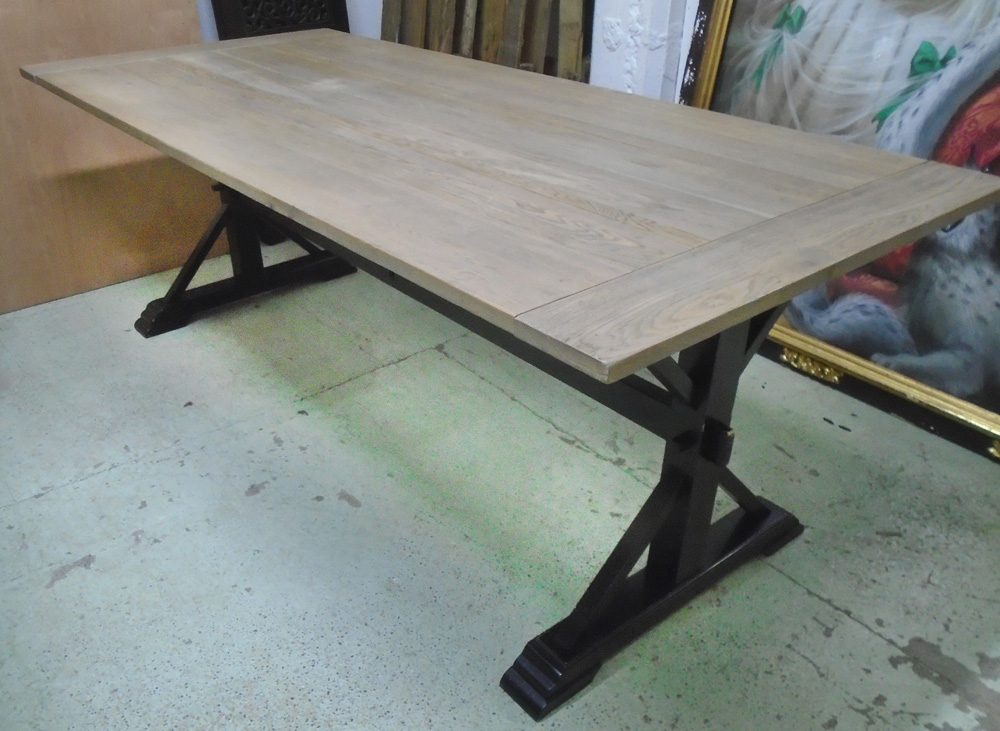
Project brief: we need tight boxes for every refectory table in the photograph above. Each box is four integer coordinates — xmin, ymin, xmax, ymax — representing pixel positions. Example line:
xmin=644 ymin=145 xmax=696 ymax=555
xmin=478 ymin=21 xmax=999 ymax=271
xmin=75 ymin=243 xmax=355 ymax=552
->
xmin=22 ymin=29 xmax=1000 ymax=719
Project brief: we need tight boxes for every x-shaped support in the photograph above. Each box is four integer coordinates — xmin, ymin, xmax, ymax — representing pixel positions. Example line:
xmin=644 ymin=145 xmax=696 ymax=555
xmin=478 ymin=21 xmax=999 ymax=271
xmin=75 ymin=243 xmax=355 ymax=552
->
xmin=501 ymin=309 xmax=803 ymax=720
xmin=135 ymin=186 xmax=355 ymax=337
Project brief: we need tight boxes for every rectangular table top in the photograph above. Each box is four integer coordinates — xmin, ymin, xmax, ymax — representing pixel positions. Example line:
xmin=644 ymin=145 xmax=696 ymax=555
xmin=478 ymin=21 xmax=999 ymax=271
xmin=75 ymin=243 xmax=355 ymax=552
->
xmin=22 ymin=29 xmax=1000 ymax=382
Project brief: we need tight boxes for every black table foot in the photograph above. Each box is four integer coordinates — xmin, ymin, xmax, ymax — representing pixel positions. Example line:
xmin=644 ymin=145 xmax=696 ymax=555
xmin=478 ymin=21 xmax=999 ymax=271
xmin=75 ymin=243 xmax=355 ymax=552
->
xmin=501 ymin=647 xmax=601 ymax=722
xmin=502 ymin=501 xmax=802 ymax=720
xmin=500 ymin=311 xmax=803 ymax=720
xmin=135 ymin=186 xmax=355 ymax=337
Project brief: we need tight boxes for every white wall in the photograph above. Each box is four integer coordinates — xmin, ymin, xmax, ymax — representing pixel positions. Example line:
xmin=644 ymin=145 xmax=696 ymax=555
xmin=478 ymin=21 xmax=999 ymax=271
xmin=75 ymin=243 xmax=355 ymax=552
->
xmin=195 ymin=0 xmax=383 ymax=40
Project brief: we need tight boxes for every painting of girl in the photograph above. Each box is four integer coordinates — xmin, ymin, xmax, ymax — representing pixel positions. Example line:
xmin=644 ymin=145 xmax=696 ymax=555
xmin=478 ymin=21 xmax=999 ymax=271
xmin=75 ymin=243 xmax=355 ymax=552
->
xmin=714 ymin=1 xmax=1000 ymax=410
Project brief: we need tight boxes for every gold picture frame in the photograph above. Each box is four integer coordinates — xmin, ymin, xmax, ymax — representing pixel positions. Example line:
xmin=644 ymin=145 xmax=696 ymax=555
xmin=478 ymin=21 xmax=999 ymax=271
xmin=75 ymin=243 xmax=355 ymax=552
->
xmin=691 ymin=0 xmax=1000 ymax=461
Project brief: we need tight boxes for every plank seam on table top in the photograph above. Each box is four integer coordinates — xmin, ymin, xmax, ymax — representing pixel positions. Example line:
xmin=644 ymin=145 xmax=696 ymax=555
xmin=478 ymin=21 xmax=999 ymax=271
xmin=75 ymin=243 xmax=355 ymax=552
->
xmin=19 ymin=63 xmax=508 ymax=327
xmin=511 ymin=161 xmax=936 ymax=322
xmin=517 ymin=159 xmax=1000 ymax=382
xmin=25 ymin=28 xmax=916 ymax=202
xmin=59 ymin=33 xmax=918 ymax=301
xmin=187 ymin=43 xmax=787 ymax=240
xmin=24 ymin=30 xmax=919 ymax=239
xmin=275 ymin=31 xmax=921 ymax=190
xmin=195 ymin=46 xmax=721 ymax=248
xmin=92 ymin=53 xmax=688 ymax=316
xmin=31 ymin=44 xmax=725 ymax=275
xmin=261 ymin=38 xmax=854 ymax=212
xmin=21 ymin=29 xmax=923 ymax=186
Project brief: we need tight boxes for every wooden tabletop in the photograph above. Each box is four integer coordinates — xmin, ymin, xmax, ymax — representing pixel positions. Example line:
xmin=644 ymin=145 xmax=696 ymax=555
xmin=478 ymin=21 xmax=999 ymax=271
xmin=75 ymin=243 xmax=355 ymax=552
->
xmin=22 ymin=30 xmax=1000 ymax=383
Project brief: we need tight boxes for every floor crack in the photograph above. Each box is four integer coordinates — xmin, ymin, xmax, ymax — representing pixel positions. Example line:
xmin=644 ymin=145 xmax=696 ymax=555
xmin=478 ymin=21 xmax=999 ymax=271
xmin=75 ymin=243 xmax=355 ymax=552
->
xmin=298 ymin=333 xmax=468 ymax=402
xmin=434 ymin=338 xmax=657 ymax=487
xmin=767 ymin=563 xmax=903 ymax=651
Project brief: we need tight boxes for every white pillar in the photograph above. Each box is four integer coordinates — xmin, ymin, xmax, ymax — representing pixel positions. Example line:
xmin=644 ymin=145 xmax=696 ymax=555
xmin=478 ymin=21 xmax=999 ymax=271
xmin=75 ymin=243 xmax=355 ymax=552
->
xmin=196 ymin=0 xmax=218 ymax=41
xmin=345 ymin=0 xmax=383 ymax=39
xmin=590 ymin=0 xmax=688 ymax=100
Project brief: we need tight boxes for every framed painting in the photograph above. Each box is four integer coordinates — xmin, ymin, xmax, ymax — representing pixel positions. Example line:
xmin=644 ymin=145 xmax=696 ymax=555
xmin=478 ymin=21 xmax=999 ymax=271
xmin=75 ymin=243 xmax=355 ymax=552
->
xmin=677 ymin=0 xmax=734 ymax=107
xmin=695 ymin=0 xmax=1000 ymax=459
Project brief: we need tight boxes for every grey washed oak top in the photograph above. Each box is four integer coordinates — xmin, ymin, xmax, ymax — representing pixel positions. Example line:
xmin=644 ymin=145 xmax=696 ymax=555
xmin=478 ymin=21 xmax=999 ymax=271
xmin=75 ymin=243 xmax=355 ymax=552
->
xmin=22 ymin=29 xmax=1000 ymax=382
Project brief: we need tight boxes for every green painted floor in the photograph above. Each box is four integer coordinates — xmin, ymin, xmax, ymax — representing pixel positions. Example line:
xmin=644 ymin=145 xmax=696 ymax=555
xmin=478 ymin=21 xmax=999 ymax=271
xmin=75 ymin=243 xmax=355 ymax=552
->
xmin=2 ymin=244 xmax=998 ymax=730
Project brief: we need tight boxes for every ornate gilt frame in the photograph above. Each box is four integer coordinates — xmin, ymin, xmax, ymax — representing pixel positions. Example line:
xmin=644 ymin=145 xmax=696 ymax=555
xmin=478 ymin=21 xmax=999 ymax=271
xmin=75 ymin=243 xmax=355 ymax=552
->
xmin=691 ymin=0 xmax=1000 ymax=461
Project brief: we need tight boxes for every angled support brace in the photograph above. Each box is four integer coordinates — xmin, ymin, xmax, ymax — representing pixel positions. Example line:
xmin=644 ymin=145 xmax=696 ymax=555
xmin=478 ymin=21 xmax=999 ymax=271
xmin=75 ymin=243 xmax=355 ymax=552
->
xmin=134 ymin=186 xmax=355 ymax=337
xmin=501 ymin=310 xmax=803 ymax=720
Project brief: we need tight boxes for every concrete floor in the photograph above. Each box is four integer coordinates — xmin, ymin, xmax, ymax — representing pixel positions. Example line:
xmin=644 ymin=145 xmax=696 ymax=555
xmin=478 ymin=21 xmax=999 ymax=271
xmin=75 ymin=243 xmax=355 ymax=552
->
xmin=2 ymin=243 xmax=999 ymax=730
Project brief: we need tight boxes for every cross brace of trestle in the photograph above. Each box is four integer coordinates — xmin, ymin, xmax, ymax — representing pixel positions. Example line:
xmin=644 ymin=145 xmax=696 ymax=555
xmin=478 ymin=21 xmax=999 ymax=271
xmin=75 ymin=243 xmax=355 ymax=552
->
xmin=500 ymin=309 xmax=804 ymax=720
xmin=134 ymin=186 xmax=355 ymax=337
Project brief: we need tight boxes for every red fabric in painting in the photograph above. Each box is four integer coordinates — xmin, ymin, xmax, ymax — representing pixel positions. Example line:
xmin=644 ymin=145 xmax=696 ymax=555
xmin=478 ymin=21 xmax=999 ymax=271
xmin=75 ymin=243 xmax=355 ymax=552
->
xmin=935 ymin=81 xmax=1000 ymax=171
xmin=828 ymin=80 xmax=1000 ymax=307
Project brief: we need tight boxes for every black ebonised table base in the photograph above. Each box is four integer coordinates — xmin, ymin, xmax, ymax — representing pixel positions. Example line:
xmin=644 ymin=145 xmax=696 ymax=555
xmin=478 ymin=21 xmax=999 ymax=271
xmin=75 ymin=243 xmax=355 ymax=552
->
xmin=137 ymin=191 xmax=803 ymax=720
xmin=135 ymin=186 xmax=355 ymax=337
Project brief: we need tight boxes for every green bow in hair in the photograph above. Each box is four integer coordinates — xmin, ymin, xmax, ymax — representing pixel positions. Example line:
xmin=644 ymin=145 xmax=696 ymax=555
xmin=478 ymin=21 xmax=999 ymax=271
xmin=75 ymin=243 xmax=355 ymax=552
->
xmin=751 ymin=3 xmax=808 ymax=92
xmin=873 ymin=41 xmax=958 ymax=130
xmin=909 ymin=40 xmax=957 ymax=76
xmin=773 ymin=2 xmax=807 ymax=34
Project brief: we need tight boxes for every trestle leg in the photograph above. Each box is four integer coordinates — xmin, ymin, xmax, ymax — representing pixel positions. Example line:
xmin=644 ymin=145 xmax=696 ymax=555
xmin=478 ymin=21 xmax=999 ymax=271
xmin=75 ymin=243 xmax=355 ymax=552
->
xmin=501 ymin=313 xmax=803 ymax=720
xmin=134 ymin=186 xmax=355 ymax=337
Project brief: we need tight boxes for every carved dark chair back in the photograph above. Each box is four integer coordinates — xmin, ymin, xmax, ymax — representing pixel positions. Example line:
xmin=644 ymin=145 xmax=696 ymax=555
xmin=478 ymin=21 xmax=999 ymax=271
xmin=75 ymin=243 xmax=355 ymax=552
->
xmin=210 ymin=0 xmax=349 ymax=40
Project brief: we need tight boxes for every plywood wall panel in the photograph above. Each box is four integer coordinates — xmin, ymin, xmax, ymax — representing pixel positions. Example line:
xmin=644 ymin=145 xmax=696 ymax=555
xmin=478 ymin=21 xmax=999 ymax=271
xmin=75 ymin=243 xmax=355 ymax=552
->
xmin=2 ymin=0 xmax=220 ymax=315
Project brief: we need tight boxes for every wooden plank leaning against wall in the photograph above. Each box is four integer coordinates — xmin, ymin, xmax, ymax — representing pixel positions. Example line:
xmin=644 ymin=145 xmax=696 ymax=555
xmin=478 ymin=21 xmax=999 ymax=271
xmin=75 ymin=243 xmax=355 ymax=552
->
xmin=382 ymin=0 xmax=584 ymax=80
xmin=2 ymin=1 xmax=221 ymax=315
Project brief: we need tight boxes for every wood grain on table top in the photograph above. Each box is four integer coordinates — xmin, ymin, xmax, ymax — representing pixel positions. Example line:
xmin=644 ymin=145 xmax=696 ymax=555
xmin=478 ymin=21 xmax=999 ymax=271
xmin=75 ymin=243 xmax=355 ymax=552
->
xmin=22 ymin=29 xmax=1000 ymax=382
